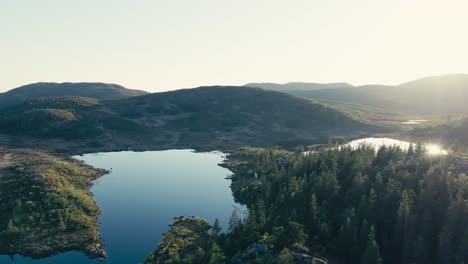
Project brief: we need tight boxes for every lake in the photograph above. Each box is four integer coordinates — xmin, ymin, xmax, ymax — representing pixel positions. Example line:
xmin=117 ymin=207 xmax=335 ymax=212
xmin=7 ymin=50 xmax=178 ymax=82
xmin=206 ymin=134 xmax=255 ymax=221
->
xmin=1 ymin=150 xmax=243 ymax=264
xmin=401 ymin=119 xmax=428 ymax=125
xmin=342 ymin=137 xmax=448 ymax=155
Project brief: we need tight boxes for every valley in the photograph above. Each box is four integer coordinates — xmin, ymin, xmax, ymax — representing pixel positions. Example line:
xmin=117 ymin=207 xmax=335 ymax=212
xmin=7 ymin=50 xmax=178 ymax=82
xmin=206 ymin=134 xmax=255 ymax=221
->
xmin=0 ymin=78 xmax=467 ymax=264
xmin=4 ymin=1 xmax=468 ymax=263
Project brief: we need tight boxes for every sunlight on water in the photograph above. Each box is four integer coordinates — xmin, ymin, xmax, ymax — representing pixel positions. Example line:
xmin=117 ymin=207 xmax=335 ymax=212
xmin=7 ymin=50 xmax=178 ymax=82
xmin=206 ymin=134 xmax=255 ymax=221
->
xmin=426 ymin=144 xmax=448 ymax=155
xmin=401 ymin=119 xmax=428 ymax=125
xmin=342 ymin=138 xmax=448 ymax=156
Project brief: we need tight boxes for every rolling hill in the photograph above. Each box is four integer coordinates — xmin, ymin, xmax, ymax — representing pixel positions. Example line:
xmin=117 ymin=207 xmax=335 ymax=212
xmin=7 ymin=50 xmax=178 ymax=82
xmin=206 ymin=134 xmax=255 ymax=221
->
xmin=0 ymin=82 xmax=148 ymax=108
xmin=0 ymin=86 xmax=380 ymax=152
xmin=244 ymin=82 xmax=353 ymax=92
xmin=250 ymin=74 xmax=468 ymax=116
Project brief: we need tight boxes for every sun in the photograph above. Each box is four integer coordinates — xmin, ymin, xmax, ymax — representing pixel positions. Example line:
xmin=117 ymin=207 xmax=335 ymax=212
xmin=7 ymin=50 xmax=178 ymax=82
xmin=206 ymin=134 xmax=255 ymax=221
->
xmin=426 ymin=144 xmax=448 ymax=156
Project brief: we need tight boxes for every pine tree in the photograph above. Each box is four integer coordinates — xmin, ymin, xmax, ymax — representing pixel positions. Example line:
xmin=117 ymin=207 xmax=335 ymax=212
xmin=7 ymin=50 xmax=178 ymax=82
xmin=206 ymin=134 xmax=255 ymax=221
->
xmin=412 ymin=234 xmax=429 ymax=264
xmin=394 ymin=189 xmax=415 ymax=264
xmin=455 ymin=227 xmax=468 ymax=264
xmin=58 ymin=217 xmax=66 ymax=231
xmin=278 ymin=248 xmax=294 ymax=264
xmin=256 ymin=199 xmax=267 ymax=227
xmin=309 ymin=193 xmax=319 ymax=233
xmin=337 ymin=217 xmax=354 ymax=260
xmin=362 ymin=226 xmax=382 ymax=264
xmin=208 ymin=243 xmax=225 ymax=264
xmin=228 ymin=210 xmax=240 ymax=233
xmin=359 ymin=220 xmax=370 ymax=252
xmin=436 ymin=194 xmax=465 ymax=264
xmin=6 ymin=219 xmax=17 ymax=234
xmin=407 ymin=144 xmax=415 ymax=156
xmin=357 ymin=195 xmax=368 ymax=225
xmin=211 ymin=218 xmax=221 ymax=237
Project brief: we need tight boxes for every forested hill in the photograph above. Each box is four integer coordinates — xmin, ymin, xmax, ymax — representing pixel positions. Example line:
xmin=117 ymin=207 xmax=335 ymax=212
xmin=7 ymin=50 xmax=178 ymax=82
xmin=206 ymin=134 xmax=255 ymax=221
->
xmin=252 ymin=74 xmax=468 ymax=115
xmin=146 ymin=146 xmax=468 ymax=264
xmin=0 ymin=86 xmax=380 ymax=151
xmin=0 ymin=82 xmax=147 ymax=108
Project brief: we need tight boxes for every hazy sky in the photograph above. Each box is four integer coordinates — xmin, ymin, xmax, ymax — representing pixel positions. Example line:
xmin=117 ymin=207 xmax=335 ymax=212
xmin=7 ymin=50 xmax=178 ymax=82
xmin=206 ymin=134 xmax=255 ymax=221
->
xmin=1 ymin=0 xmax=467 ymax=92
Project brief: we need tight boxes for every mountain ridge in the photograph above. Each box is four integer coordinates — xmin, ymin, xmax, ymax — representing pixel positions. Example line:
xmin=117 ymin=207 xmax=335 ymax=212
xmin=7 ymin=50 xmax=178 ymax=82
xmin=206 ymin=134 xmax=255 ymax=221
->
xmin=250 ymin=74 xmax=468 ymax=115
xmin=0 ymin=86 xmax=379 ymax=153
xmin=0 ymin=82 xmax=148 ymax=108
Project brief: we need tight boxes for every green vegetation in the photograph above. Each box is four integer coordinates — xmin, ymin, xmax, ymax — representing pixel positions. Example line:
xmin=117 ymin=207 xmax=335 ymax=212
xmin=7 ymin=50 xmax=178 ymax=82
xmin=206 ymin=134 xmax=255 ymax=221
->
xmin=149 ymin=145 xmax=468 ymax=263
xmin=224 ymin=146 xmax=468 ymax=264
xmin=0 ymin=96 xmax=146 ymax=139
xmin=0 ymin=86 xmax=380 ymax=152
xmin=0 ymin=82 xmax=147 ymax=108
xmin=145 ymin=217 xmax=214 ymax=264
xmin=0 ymin=149 xmax=107 ymax=259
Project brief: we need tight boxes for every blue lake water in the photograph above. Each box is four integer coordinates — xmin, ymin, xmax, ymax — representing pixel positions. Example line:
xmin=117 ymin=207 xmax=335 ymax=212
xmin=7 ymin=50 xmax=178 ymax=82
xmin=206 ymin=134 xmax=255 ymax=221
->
xmin=1 ymin=150 xmax=243 ymax=264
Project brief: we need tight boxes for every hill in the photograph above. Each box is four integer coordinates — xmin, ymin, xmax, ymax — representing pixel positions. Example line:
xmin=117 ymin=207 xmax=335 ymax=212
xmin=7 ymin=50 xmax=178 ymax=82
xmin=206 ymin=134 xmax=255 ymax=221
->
xmin=252 ymin=74 xmax=468 ymax=116
xmin=0 ymin=86 xmax=380 ymax=152
xmin=0 ymin=82 xmax=148 ymax=108
xmin=244 ymin=82 xmax=353 ymax=92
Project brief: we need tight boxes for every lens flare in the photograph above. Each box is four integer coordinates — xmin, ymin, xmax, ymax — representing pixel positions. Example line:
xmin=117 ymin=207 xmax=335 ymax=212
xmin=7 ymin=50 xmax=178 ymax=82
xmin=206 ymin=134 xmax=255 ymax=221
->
xmin=426 ymin=144 xmax=448 ymax=155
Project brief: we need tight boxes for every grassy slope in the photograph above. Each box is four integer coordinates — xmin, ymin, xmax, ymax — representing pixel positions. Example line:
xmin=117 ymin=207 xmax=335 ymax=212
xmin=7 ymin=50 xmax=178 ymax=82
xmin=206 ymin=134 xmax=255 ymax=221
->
xmin=0 ymin=148 xmax=107 ymax=259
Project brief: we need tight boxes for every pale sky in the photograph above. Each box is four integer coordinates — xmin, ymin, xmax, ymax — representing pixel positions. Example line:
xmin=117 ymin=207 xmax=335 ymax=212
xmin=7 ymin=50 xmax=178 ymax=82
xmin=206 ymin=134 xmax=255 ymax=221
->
xmin=1 ymin=0 xmax=467 ymax=92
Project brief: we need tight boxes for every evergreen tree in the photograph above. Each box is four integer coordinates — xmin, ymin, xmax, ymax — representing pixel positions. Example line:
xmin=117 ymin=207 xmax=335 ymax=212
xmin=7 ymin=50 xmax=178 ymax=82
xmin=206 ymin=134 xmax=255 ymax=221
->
xmin=228 ymin=210 xmax=240 ymax=233
xmin=337 ymin=217 xmax=354 ymax=261
xmin=455 ymin=227 xmax=468 ymax=264
xmin=58 ymin=217 xmax=66 ymax=231
xmin=256 ymin=199 xmax=267 ymax=228
xmin=362 ymin=226 xmax=382 ymax=264
xmin=309 ymin=193 xmax=319 ymax=234
xmin=359 ymin=220 xmax=370 ymax=252
xmin=211 ymin=218 xmax=221 ymax=237
xmin=278 ymin=248 xmax=294 ymax=264
xmin=208 ymin=243 xmax=225 ymax=264
xmin=6 ymin=219 xmax=17 ymax=234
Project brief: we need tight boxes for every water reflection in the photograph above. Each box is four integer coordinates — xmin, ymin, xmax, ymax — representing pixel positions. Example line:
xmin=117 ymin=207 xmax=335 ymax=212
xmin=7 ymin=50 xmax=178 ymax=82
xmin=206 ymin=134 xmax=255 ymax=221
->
xmin=342 ymin=137 xmax=448 ymax=156
xmin=0 ymin=150 xmax=242 ymax=264
xmin=401 ymin=119 xmax=428 ymax=125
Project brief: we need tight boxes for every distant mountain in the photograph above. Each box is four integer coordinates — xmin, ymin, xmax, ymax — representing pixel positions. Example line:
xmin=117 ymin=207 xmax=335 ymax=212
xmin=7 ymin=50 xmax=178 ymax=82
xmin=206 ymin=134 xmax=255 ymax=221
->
xmin=256 ymin=74 xmax=468 ymax=115
xmin=395 ymin=74 xmax=468 ymax=114
xmin=0 ymin=82 xmax=148 ymax=108
xmin=0 ymin=86 xmax=379 ymax=150
xmin=244 ymin=82 xmax=353 ymax=91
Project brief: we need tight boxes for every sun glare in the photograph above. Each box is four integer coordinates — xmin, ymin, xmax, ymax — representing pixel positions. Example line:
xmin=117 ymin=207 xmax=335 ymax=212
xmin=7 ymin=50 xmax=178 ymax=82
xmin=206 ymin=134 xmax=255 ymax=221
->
xmin=426 ymin=144 xmax=448 ymax=156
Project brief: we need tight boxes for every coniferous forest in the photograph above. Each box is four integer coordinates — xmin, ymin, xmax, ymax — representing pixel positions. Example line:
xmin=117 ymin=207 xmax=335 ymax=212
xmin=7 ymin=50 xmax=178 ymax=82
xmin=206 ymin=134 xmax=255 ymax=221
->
xmin=147 ymin=145 xmax=468 ymax=264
